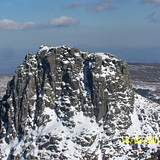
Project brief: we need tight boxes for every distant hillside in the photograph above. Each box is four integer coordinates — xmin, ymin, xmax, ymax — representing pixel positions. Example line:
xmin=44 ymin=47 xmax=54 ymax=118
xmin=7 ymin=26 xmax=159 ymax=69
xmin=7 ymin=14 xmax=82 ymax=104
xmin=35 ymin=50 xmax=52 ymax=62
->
xmin=0 ymin=74 xmax=13 ymax=100
xmin=129 ymin=63 xmax=160 ymax=104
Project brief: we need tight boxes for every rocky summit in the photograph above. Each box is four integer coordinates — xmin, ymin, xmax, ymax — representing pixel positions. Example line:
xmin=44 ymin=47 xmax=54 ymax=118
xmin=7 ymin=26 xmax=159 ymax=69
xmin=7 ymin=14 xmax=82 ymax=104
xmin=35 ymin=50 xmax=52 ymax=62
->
xmin=0 ymin=45 xmax=159 ymax=160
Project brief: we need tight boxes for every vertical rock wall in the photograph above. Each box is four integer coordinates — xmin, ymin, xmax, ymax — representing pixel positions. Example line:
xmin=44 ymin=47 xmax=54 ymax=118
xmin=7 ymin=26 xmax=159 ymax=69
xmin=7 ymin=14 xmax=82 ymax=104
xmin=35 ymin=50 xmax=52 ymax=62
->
xmin=0 ymin=45 xmax=138 ymax=159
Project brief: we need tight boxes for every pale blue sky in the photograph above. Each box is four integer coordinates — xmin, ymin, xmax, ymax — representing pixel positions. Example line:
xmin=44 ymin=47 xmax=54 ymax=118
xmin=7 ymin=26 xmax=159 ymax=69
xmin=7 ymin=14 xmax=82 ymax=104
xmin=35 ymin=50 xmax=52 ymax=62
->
xmin=0 ymin=0 xmax=160 ymax=73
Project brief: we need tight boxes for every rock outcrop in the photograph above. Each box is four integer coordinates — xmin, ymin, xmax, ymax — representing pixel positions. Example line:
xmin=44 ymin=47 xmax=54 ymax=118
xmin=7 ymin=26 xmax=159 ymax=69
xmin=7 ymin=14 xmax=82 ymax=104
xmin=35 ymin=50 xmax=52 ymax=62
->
xmin=0 ymin=45 xmax=159 ymax=159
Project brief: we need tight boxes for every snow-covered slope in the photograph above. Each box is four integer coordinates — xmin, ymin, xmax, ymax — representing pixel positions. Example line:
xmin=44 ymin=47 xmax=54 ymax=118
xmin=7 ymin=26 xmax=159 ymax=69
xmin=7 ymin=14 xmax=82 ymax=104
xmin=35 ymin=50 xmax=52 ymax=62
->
xmin=0 ymin=93 xmax=159 ymax=160
xmin=0 ymin=45 xmax=159 ymax=159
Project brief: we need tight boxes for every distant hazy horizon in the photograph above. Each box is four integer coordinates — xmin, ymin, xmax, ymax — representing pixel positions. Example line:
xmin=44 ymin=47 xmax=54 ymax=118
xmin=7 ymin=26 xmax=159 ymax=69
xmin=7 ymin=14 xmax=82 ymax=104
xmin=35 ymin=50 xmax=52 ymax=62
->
xmin=0 ymin=45 xmax=160 ymax=74
xmin=0 ymin=0 xmax=160 ymax=74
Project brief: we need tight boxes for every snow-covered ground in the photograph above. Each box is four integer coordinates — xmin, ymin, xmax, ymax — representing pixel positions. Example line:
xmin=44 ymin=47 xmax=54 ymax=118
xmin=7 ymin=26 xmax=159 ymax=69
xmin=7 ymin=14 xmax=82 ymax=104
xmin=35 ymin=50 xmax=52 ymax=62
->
xmin=0 ymin=93 xmax=159 ymax=160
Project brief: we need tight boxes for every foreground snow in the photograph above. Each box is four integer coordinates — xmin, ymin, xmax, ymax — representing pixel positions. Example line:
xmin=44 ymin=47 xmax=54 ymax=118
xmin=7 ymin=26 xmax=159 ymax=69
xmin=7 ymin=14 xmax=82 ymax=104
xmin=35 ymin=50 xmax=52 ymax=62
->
xmin=0 ymin=93 xmax=159 ymax=160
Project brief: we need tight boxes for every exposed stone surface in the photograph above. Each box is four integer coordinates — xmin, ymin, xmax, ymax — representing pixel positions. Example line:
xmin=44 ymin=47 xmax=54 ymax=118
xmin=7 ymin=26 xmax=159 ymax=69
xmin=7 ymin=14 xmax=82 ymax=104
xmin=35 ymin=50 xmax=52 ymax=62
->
xmin=0 ymin=45 xmax=159 ymax=159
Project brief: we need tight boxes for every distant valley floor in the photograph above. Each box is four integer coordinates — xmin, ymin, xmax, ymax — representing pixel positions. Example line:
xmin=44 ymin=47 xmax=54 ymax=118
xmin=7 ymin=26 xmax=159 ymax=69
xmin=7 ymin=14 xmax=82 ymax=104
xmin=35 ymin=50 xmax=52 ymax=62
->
xmin=0 ymin=74 xmax=13 ymax=100
xmin=129 ymin=63 xmax=160 ymax=104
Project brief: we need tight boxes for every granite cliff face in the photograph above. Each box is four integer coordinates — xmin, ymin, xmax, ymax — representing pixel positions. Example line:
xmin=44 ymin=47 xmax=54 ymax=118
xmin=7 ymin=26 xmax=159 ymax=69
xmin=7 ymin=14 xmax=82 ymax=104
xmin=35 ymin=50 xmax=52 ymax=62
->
xmin=0 ymin=45 xmax=159 ymax=159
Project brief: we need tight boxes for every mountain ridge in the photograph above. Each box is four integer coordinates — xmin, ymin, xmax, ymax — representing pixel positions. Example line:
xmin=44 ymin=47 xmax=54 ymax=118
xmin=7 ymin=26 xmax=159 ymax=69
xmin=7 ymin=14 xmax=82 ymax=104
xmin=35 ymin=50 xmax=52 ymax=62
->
xmin=0 ymin=45 xmax=159 ymax=159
